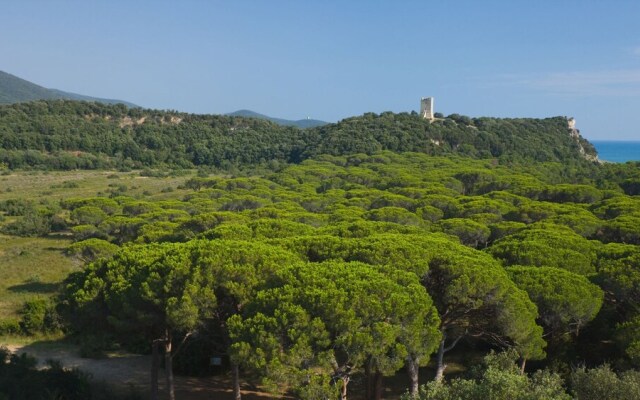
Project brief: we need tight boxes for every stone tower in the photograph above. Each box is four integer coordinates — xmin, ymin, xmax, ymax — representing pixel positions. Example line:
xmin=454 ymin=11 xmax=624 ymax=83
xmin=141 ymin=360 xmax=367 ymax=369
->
xmin=420 ymin=97 xmax=434 ymax=120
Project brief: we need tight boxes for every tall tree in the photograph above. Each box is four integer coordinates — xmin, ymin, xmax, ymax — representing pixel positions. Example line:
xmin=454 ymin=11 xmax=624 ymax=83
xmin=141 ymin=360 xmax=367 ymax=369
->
xmin=188 ymin=239 xmax=301 ymax=400
xmin=64 ymin=242 xmax=217 ymax=400
xmin=421 ymin=254 xmax=545 ymax=380
xmin=230 ymin=261 xmax=441 ymax=400
xmin=507 ymin=266 xmax=603 ymax=340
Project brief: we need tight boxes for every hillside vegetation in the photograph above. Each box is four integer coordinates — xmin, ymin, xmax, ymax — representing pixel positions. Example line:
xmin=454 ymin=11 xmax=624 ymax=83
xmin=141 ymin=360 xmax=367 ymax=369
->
xmin=0 ymin=71 xmax=136 ymax=107
xmin=0 ymin=100 xmax=597 ymax=170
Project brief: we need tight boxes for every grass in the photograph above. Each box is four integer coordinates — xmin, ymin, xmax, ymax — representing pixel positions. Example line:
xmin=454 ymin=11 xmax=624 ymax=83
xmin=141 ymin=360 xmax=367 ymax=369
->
xmin=0 ymin=332 xmax=67 ymax=347
xmin=0 ymin=169 xmax=196 ymax=203
xmin=0 ymin=169 xmax=199 ymax=323
xmin=0 ymin=235 xmax=77 ymax=319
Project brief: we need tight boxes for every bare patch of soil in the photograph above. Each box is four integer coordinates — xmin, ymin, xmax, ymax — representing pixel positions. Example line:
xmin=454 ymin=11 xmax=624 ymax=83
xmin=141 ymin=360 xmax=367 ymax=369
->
xmin=6 ymin=342 xmax=277 ymax=399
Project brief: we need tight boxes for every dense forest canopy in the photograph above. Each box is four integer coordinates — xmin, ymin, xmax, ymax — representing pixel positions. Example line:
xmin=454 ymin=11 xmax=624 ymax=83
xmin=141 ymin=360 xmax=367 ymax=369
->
xmin=1 ymin=100 xmax=640 ymax=399
xmin=0 ymin=100 xmax=597 ymax=170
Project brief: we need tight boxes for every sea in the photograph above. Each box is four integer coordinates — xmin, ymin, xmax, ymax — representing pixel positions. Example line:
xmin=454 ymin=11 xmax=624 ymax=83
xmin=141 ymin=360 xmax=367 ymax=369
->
xmin=591 ymin=141 xmax=640 ymax=163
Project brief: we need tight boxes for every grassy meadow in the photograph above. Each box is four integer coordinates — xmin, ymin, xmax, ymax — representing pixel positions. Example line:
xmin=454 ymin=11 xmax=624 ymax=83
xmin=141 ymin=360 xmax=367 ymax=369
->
xmin=0 ymin=169 xmax=196 ymax=203
xmin=0 ymin=235 xmax=75 ymax=319
xmin=0 ymin=169 xmax=196 ymax=322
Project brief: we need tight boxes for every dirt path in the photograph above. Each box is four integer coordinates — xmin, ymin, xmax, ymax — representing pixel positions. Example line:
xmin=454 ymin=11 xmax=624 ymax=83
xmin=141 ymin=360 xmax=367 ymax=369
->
xmin=5 ymin=341 xmax=420 ymax=399
xmin=6 ymin=342 xmax=277 ymax=399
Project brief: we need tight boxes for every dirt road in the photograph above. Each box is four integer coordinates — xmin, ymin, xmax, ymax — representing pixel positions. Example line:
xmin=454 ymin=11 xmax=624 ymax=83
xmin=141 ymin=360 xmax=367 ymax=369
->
xmin=6 ymin=341 xmax=418 ymax=399
xmin=6 ymin=342 xmax=276 ymax=400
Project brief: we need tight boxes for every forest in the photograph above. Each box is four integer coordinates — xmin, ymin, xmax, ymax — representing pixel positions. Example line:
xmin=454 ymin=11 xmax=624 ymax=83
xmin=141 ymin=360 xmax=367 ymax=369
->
xmin=0 ymin=101 xmax=639 ymax=399
xmin=0 ymin=100 xmax=596 ymax=170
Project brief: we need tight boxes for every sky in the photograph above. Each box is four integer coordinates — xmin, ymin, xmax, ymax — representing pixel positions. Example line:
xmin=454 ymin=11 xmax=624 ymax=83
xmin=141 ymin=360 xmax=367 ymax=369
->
xmin=1 ymin=1 xmax=640 ymax=140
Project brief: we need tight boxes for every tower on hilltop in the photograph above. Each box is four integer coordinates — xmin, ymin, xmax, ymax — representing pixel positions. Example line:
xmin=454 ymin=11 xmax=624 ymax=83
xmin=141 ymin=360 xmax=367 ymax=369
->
xmin=420 ymin=97 xmax=434 ymax=120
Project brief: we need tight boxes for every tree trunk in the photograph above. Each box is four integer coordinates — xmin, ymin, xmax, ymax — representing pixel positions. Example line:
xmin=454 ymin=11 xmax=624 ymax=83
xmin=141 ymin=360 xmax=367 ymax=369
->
xmin=434 ymin=333 xmax=463 ymax=382
xmin=365 ymin=361 xmax=373 ymax=400
xmin=164 ymin=331 xmax=175 ymax=400
xmin=151 ymin=340 xmax=160 ymax=400
xmin=340 ymin=376 xmax=349 ymax=400
xmin=435 ymin=338 xmax=447 ymax=382
xmin=373 ymin=370 xmax=383 ymax=400
xmin=519 ymin=357 xmax=527 ymax=374
xmin=407 ymin=357 xmax=420 ymax=399
xmin=232 ymin=362 xmax=241 ymax=400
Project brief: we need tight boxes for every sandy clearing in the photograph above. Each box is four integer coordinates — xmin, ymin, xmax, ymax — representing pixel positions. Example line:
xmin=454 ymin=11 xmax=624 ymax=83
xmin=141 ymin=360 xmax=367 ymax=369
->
xmin=5 ymin=343 xmax=279 ymax=399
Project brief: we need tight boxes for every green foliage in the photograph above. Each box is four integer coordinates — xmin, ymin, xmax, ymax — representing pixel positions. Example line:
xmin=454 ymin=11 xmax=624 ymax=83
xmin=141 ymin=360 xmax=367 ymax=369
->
xmin=570 ymin=365 xmax=640 ymax=400
xmin=365 ymin=206 xmax=424 ymax=226
xmin=249 ymin=218 xmax=316 ymax=238
xmin=71 ymin=205 xmax=108 ymax=225
xmin=0 ymin=318 xmax=21 ymax=335
xmin=230 ymin=261 xmax=441 ymax=397
xmin=599 ymin=215 xmax=640 ymax=244
xmin=17 ymin=149 xmax=640 ymax=395
xmin=1 ymin=207 xmax=53 ymax=237
xmin=596 ymin=244 xmax=640 ymax=314
xmin=65 ymin=238 xmax=119 ymax=262
xmin=488 ymin=220 xmax=526 ymax=242
xmin=537 ymin=184 xmax=603 ymax=204
xmin=62 ymin=197 xmax=121 ymax=215
xmin=19 ymin=298 xmax=60 ymax=335
xmin=617 ymin=316 xmax=640 ymax=367
xmin=67 ymin=242 xmax=218 ymax=345
xmin=424 ymin=254 xmax=546 ymax=361
xmin=405 ymin=350 xmax=570 ymax=400
xmin=438 ymin=218 xmax=491 ymax=247
xmin=71 ymin=224 xmax=107 ymax=241
xmin=0 ymin=101 xmax=597 ymax=170
xmin=488 ymin=224 xmax=597 ymax=275
xmin=318 ymin=220 xmax=423 ymax=238
xmin=593 ymin=244 xmax=640 ymax=366
xmin=507 ymin=266 xmax=603 ymax=339
xmin=0 ymin=198 xmax=34 ymax=216
xmin=619 ymin=178 xmax=640 ymax=196
xmin=0 ymin=347 xmax=94 ymax=400
xmin=134 ymin=221 xmax=180 ymax=243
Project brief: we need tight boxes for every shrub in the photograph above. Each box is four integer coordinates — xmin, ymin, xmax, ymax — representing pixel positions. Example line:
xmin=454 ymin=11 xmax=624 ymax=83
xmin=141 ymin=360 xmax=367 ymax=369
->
xmin=571 ymin=365 xmax=640 ymax=400
xmin=0 ymin=199 xmax=34 ymax=216
xmin=0 ymin=348 xmax=93 ymax=400
xmin=0 ymin=318 xmax=21 ymax=335
xmin=19 ymin=299 xmax=61 ymax=335
xmin=71 ymin=224 xmax=108 ymax=241
xmin=1 ymin=208 xmax=52 ymax=237
xmin=71 ymin=205 xmax=108 ymax=225
xmin=66 ymin=238 xmax=119 ymax=262
xmin=405 ymin=350 xmax=570 ymax=400
xmin=61 ymin=180 xmax=80 ymax=188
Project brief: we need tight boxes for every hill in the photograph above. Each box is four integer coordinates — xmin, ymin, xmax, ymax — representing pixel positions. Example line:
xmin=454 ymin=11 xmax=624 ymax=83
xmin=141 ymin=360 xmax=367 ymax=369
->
xmin=227 ymin=109 xmax=328 ymax=128
xmin=0 ymin=70 xmax=137 ymax=107
xmin=0 ymin=100 xmax=598 ymax=170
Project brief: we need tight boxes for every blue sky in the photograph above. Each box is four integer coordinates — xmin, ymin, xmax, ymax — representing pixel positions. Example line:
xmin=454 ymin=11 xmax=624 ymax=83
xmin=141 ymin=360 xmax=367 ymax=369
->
xmin=2 ymin=1 xmax=640 ymax=140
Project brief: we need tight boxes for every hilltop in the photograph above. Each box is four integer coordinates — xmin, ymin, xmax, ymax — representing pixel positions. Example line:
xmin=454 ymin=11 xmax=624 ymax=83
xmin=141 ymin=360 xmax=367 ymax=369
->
xmin=227 ymin=109 xmax=328 ymax=128
xmin=0 ymin=100 xmax=598 ymax=170
xmin=0 ymin=70 xmax=137 ymax=107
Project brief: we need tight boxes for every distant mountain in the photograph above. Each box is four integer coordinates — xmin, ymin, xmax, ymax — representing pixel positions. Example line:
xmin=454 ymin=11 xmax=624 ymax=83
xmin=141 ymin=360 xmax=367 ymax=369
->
xmin=0 ymin=70 xmax=137 ymax=107
xmin=227 ymin=109 xmax=328 ymax=128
